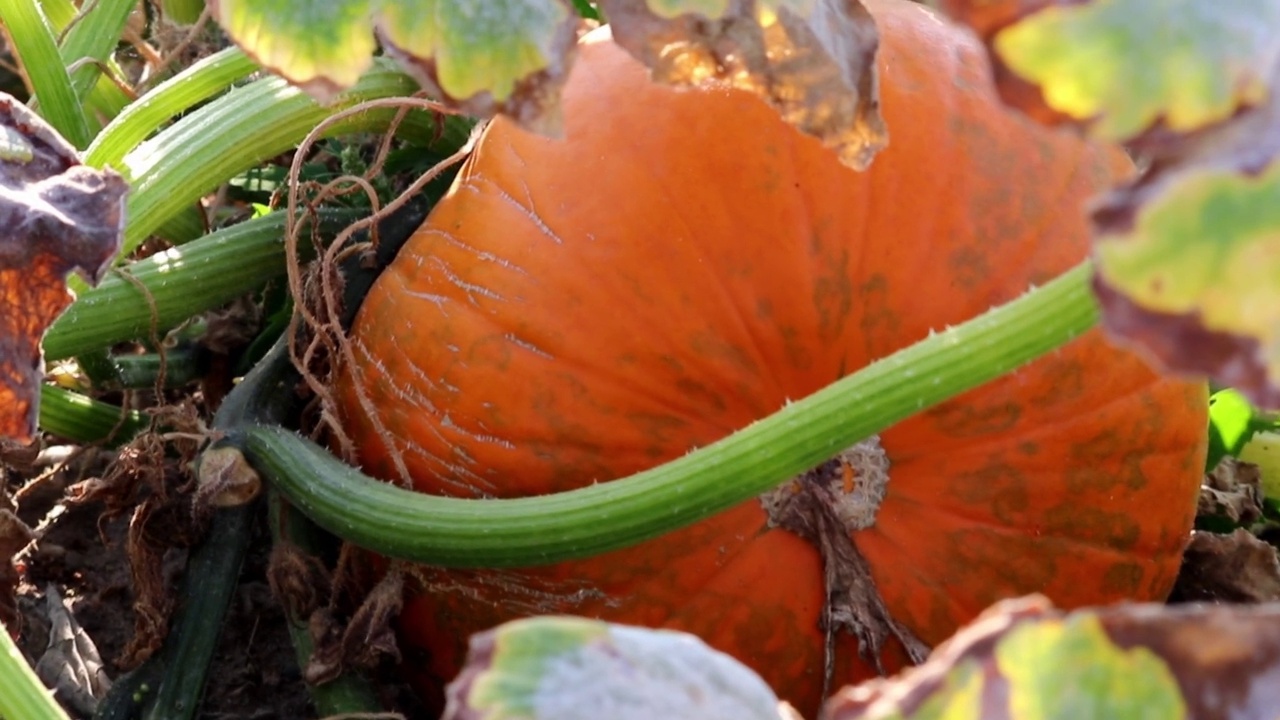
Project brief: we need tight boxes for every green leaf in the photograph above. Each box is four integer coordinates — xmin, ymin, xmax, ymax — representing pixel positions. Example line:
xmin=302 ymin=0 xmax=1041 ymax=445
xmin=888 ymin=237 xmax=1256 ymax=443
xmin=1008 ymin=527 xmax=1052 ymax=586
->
xmin=993 ymin=0 xmax=1280 ymax=141
xmin=822 ymin=596 xmax=1280 ymax=720
xmin=212 ymin=0 xmax=576 ymax=109
xmin=0 ymin=0 xmax=92 ymax=147
xmin=1208 ymin=388 xmax=1257 ymax=470
xmin=570 ymin=0 xmax=600 ymax=19
xmin=211 ymin=0 xmax=377 ymax=97
xmin=1239 ymin=430 xmax=1280 ymax=500
xmin=85 ymin=47 xmax=260 ymax=170
xmin=641 ymin=0 xmax=726 ymax=18
xmin=892 ymin=665 xmax=985 ymax=720
xmin=379 ymin=0 xmax=572 ymax=101
xmin=163 ymin=0 xmax=207 ymax=24
xmin=56 ymin=0 xmax=136 ymax=102
xmin=0 ymin=614 xmax=72 ymax=720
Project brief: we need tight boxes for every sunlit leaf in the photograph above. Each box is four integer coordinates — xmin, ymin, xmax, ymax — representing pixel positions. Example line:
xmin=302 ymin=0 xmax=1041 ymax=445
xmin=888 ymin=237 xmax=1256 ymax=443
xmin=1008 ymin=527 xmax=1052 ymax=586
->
xmin=212 ymin=0 xmax=887 ymax=169
xmin=1209 ymin=388 xmax=1257 ymax=470
xmin=597 ymin=0 xmax=886 ymax=170
xmin=210 ymin=0 xmax=581 ymax=128
xmin=935 ymin=2 xmax=1280 ymax=404
xmin=209 ymin=0 xmax=378 ymax=99
xmin=379 ymin=0 xmax=579 ymax=131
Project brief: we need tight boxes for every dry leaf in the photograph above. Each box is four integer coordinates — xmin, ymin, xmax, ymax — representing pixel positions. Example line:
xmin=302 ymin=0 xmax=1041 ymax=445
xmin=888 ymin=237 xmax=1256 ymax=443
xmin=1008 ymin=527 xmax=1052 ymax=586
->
xmin=598 ymin=0 xmax=887 ymax=170
xmin=0 ymin=94 xmax=127 ymax=445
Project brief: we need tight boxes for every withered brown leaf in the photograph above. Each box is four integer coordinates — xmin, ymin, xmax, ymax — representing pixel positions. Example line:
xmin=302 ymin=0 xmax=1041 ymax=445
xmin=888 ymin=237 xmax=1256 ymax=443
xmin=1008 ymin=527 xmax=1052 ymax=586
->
xmin=0 ymin=94 xmax=127 ymax=445
xmin=597 ymin=0 xmax=887 ymax=170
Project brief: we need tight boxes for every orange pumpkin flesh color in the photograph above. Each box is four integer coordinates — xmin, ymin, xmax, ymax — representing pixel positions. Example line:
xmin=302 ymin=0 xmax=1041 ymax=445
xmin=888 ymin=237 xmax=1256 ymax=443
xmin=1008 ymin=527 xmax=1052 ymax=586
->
xmin=337 ymin=0 xmax=1206 ymax=712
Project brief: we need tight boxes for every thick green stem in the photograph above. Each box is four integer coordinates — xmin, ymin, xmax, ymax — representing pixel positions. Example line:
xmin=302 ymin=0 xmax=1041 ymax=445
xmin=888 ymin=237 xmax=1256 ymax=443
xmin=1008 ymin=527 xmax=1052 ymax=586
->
xmin=92 ymin=352 xmax=290 ymax=720
xmin=268 ymin=490 xmax=383 ymax=716
xmin=90 ymin=201 xmax=438 ymax=719
xmin=38 ymin=385 xmax=146 ymax=445
xmin=138 ymin=503 xmax=257 ymax=720
xmin=118 ymin=60 xmax=453 ymax=257
xmin=111 ymin=350 xmax=202 ymax=389
xmin=0 ymin=621 xmax=70 ymax=720
xmin=242 ymin=262 xmax=1100 ymax=568
xmin=45 ymin=209 xmax=359 ymax=362
xmin=83 ymin=47 xmax=260 ymax=171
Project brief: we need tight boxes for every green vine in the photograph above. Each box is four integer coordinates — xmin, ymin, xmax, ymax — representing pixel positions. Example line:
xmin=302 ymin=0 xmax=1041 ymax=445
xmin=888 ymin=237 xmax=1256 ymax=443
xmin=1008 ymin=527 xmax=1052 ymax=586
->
xmin=236 ymin=263 xmax=1099 ymax=567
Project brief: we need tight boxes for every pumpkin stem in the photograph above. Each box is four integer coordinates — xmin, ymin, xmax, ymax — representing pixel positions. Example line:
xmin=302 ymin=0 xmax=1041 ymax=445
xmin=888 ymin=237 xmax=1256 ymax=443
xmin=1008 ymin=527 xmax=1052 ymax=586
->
xmin=760 ymin=437 xmax=927 ymax=695
xmin=238 ymin=262 xmax=1102 ymax=568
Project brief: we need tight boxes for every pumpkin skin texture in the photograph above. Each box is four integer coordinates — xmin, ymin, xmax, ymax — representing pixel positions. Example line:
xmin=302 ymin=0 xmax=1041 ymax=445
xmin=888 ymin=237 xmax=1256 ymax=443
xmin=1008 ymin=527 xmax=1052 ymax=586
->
xmin=336 ymin=0 xmax=1206 ymax=713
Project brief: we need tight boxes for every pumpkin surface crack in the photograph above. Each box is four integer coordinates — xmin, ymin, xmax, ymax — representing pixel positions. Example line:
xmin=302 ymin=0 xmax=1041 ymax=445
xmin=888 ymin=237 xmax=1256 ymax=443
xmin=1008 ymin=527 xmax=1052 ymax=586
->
xmin=760 ymin=437 xmax=927 ymax=697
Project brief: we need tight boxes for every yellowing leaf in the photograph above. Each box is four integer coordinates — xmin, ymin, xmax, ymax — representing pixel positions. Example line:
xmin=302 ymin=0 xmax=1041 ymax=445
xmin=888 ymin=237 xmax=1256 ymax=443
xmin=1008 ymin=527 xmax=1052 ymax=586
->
xmin=998 ymin=615 xmax=1185 ymax=719
xmin=211 ymin=0 xmax=581 ymax=127
xmin=822 ymin=596 xmax=1280 ymax=720
xmin=210 ymin=0 xmax=378 ymax=99
xmin=1094 ymin=159 xmax=1280 ymax=407
xmin=1239 ymin=430 xmax=1280 ymax=499
xmin=380 ymin=1 xmax=574 ymax=102
xmin=993 ymin=0 xmax=1280 ymax=141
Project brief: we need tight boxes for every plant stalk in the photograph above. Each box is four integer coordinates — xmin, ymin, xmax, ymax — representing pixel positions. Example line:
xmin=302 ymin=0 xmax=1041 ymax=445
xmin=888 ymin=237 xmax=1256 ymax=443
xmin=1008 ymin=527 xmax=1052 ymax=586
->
xmin=239 ymin=262 xmax=1101 ymax=567
xmin=0 ymin=621 xmax=71 ymax=720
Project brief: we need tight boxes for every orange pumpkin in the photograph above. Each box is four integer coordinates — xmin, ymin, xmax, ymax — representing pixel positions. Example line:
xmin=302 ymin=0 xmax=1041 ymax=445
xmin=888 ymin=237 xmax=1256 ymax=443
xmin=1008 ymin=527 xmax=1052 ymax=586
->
xmin=337 ymin=0 xmax=1206 ymax=713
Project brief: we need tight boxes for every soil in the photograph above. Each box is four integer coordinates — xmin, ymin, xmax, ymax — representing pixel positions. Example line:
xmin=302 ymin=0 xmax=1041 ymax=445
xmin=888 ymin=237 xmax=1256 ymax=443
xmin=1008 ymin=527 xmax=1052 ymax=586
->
xmin=6 ymin=446 xmax=422 ymax=720
xmin=4 ymin=445 xmax=1277 ymax=720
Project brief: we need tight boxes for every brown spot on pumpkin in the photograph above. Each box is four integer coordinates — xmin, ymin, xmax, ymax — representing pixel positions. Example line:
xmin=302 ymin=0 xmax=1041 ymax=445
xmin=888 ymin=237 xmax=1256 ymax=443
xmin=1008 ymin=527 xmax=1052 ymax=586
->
xmin=944 ymin=109 xmax=1053 ymax=252
xmin=940 ymin=528 xmax=1059 ymax=609
xmin=812 ymin=245 xmax=854 ymax=344
xmin=1043 ymin=504 xmax=1142 ymax=553
xmin=760 ymin=437 xmax=926 ymax=698
xmin=1066 ymin=429 xmax=1150 ymax=493
xmin=926 ymin=399 xmax=1021 ymax=437
xmin=857 ymin=273 xmax=903 ymax=359
xmin=674 ymin=377 xmax=728 ymax=413
xmin=946 ymin=246 xmax=990 ymax=291
xmin=779 ymin=324 xmax=816 ymax=372
xmin=1100 ymin=561 xmax=1145 ymax=595
xmin=690 ymin=331 xmax=761 ymax=377
xmin=624 ymin=411 xmax=690 ymax=458
xmin=1028 ymin=357 xmax=1086 ymax=406
xmin=946 ymin=458 xmax=1031 ymax=525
